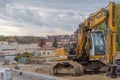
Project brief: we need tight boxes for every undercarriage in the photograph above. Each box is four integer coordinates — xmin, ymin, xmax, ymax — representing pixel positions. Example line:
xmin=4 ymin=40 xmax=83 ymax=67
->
xmin=53 ymin=60 xmax=107 ymax=76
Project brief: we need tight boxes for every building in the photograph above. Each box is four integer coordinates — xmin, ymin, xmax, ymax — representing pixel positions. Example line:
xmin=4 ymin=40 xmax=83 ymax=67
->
xmin=39 ymin=47 xmax=55 ymax=57
xmin=0 ymin=41 xmax=17 ymax=54
xmin=0 ymin=41 xmax=40 ymax=55
xmin=36 ymin=38 xmax=46 ymax=48
xmin=37 ymin=34 xmax=77 ymax=48
xmin=0 ymin=41 xmax=56 ymax=57
xmin=0 ymin=41 xmax=56 ymax=63
xmin=17 ymin=43 xmax=41 ymax=56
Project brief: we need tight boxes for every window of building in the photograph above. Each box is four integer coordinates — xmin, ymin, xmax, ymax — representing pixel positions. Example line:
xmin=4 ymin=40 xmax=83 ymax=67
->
xmin=43 ymin=52 xmax=45 ymax=55
xmin=38 ymin=52 xmax=41 ymax=56
xmin=47 ymin=52 xmax=50 ymax=55
xmin=2 ymin=49 xmax=16 ymax=51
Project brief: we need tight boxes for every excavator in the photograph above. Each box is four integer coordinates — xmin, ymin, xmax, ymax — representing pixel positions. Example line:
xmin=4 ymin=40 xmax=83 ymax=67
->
xmin=53 ymin=2 xmax=118 ymax=77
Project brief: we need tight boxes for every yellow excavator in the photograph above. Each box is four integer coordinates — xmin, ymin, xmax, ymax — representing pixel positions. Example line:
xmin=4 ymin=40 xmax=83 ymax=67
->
xmin=53 ymin=2 xmax=118 ymax=77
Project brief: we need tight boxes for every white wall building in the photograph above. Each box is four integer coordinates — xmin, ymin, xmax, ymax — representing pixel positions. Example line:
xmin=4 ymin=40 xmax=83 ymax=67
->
xmin=16 ymin=43 xmax=40 ymax=55
xmin=0 ymin=41 xmax=40 ymax=55
xmin=0 ymin=42 xmax=17 ymax=54
xmin=0 ymin=41 xmax=55 ymax=62
xmin=0 ymin=41 xmax=55 ymax=57
xmin=40 ymin=48 xmax=55 ymax=57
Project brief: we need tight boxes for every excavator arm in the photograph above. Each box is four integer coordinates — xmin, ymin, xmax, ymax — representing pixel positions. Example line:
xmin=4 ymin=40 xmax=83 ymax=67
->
xmin=76 ymin=2 xmax=116 ymax=64
xmin=106 ymin=2 xmax=116 ymax=64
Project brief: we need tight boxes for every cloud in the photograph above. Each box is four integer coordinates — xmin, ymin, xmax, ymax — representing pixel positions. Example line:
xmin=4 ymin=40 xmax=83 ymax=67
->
xmin=0 ymin=0 xmax=119 ymax=36
xmin=0 ymin=3 xmax=44 ymax=27
xmin=0 ymin=0 xmax=13 ymax=8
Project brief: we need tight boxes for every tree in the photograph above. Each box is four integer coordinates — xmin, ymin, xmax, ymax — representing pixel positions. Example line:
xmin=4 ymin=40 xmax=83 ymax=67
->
xmin=53 ymin=37 xmax=58 ymax=48
xmin=116 ymin=3 xmax=120 ymax=51
xmin=0 ymin=35 xmax=5 ymax=41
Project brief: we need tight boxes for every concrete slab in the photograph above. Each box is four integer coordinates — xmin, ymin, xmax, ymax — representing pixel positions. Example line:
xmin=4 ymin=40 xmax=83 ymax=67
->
xmin=12 ymin=69 xmax=69 ymax=80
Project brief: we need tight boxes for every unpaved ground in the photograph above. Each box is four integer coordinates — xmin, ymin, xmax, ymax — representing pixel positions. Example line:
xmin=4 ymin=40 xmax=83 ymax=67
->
xmin=3 ymin=62 xmax=120 ymax=80
xmin=65 ymin=74 xmax=120 ymax=80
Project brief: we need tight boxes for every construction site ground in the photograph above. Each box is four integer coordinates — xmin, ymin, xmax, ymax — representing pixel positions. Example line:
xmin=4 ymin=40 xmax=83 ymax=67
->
xmin=3 ymin=60 xmax=120 ymax=80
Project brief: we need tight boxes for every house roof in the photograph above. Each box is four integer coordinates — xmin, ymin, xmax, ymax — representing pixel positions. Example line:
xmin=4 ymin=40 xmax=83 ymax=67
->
xmin=46 ymin=35 xmax=76 ymax=42
xmin=41 ymin=46 xmax=55 ymax=50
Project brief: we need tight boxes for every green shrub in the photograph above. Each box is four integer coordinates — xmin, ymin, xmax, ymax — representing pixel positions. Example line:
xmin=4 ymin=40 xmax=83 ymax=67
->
xmin=14 ymin=52 xmax=33 ymax=62
xmin=117 ymin=44 xmax=120 ymax=52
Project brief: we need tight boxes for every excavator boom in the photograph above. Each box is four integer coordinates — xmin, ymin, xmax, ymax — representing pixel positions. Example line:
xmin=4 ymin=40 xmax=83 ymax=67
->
xmin=76 ymin=2 xmax=116 ymax=64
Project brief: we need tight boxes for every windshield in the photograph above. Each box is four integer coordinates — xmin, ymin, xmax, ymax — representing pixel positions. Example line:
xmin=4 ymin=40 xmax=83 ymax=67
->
xmin=92 ymin=33 xmax=105 ymax=46
xmin=92 ymin=32 xmax=106 ymax=55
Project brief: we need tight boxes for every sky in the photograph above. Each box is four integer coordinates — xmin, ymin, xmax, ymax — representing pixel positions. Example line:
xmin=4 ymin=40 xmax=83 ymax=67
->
xmin=0 ymin=0 xmax=120 ymax=37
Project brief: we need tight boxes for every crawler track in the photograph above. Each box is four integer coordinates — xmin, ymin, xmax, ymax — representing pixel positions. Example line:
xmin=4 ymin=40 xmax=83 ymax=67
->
xmin=53 ymin=60 xmax=84 ymax=76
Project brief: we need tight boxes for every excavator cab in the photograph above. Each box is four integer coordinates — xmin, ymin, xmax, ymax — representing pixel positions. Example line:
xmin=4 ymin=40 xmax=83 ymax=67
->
xmin=89 ymin=30 xmax=106 ymax=57
xmin=67 ymin=30 xmax=106 ymax=60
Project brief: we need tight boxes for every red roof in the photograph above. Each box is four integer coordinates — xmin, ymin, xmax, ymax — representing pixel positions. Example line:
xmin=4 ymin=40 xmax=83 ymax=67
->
xmin=41 ymin=46 xmax=56 ymax=50
xmin=0 ymin=52 xmax=5 ymax=54
xmin=46 ymin=35 xmax=71 ymax=42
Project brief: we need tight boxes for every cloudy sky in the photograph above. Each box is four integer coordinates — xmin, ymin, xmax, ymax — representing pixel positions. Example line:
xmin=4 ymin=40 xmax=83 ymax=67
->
xmin=0 ymin=0 xmax=119 ymax=36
